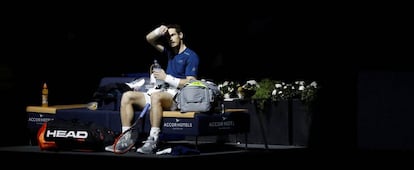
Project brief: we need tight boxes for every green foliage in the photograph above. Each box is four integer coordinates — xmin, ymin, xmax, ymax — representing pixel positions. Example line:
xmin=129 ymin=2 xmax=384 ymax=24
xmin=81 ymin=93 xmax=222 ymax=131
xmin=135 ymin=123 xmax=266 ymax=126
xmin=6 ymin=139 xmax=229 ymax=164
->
xmin=252 ymin=78 xmax=277 ymax=111
xmin=252 ymin=78 xmax=277 ymax=100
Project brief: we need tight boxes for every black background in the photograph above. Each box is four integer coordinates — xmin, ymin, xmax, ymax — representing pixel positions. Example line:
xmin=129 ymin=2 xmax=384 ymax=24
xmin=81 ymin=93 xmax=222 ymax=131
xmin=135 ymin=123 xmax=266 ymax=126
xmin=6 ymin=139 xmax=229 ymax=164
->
xmin=1 ymin=2 xmax=413 ymax=158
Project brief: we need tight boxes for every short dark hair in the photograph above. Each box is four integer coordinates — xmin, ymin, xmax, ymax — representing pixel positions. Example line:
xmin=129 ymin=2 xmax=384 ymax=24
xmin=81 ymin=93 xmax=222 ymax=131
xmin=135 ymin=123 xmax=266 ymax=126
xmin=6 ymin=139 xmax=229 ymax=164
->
xmin=166 ymin=24 xmax=182 ymax=33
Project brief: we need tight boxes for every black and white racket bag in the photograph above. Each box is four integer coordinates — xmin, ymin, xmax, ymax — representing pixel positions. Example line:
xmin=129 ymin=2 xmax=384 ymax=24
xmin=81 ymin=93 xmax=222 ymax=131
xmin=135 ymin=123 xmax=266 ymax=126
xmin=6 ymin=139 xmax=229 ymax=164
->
xmin=37 ymin=118 xmax=116 ymax=151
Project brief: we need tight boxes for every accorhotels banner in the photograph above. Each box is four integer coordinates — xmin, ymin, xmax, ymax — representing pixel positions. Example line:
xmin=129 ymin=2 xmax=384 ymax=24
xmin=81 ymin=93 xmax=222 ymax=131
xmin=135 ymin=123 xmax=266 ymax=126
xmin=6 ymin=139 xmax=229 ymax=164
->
xmin=27 ymin=112 xmax=55 ymax=129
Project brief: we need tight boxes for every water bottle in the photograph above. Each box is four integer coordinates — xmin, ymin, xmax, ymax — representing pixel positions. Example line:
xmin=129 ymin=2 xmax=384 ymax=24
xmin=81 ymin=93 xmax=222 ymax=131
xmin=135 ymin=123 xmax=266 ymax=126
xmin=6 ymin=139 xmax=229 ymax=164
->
xmin=153 ymin=59 xmax=162 ymax=71
xmin=42 ymin=83 xmax=48 ymax=107
xmin=152 ymin=60 xmax=164 ymax=88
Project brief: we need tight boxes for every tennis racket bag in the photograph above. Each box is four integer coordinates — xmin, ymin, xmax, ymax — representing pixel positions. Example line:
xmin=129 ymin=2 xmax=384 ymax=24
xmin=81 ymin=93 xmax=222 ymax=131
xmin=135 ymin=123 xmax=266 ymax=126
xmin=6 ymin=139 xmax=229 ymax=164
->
xmin=37 ymin=118 xmax=116 ymax=151
xmin=175 ymin=79 xmax=223 ymax=112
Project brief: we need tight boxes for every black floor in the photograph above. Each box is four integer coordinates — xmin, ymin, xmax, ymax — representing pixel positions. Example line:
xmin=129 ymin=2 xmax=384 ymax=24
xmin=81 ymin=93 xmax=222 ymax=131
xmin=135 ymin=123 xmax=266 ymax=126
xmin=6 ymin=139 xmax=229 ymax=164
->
xmin=0 ymin=142 xmax=308 ymax=166
xmin=2 ymin=142 xmax=414 ymax=167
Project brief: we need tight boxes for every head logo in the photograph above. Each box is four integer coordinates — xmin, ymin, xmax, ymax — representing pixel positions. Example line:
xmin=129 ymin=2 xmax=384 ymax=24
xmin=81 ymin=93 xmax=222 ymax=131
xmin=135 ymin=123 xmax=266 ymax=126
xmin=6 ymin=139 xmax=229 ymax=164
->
xmin=46 ymin=130 xmax=88 ymax=139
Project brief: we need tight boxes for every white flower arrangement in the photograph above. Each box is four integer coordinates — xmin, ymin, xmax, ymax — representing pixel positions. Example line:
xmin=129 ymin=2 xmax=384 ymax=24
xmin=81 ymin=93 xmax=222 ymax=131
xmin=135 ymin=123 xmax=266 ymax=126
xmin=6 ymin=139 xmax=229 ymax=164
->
xmin=217 ymin=80 xmax=260 ymax=99
xmin=218 ymin=79 xmax=319 ymax=103
xmin=271 ymin=80 xmax=318 ymax=103
xmin=237 ymin=80 xmax=260 ymax=99
xmin=217 ymin=80 xmax=240 ymax=99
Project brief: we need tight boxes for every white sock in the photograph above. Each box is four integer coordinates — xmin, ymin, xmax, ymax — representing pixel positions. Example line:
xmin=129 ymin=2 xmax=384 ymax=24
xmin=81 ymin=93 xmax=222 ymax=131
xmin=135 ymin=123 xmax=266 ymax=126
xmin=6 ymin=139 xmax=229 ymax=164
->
xmin=122 ymin=126 xmax=130 ymax=133
xmin=149 ymin=127 xmax=160 ymax=141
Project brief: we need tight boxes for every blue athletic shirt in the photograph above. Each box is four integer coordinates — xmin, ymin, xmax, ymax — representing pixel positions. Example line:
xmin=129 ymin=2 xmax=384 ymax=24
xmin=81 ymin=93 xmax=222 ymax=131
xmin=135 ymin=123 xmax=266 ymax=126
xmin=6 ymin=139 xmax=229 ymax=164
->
xmin=163 ymin=47 xmax=199 ymax=79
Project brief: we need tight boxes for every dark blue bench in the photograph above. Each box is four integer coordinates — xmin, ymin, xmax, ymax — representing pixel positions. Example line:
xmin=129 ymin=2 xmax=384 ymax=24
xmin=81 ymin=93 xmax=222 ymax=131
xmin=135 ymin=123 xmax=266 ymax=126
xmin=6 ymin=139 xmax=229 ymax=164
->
xmin=30 ymin=76 xmax=250 ymax=147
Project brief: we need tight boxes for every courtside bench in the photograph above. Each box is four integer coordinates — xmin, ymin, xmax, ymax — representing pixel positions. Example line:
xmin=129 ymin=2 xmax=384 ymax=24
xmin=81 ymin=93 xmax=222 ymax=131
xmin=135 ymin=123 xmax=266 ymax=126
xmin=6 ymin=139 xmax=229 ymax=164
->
xmin=145 ymin=109 xmax=250 ymax=147
xmin=52 ymin=108 xmax=250 ymax=148
xmin=27 ymin=76 xmax=250 ymax=147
